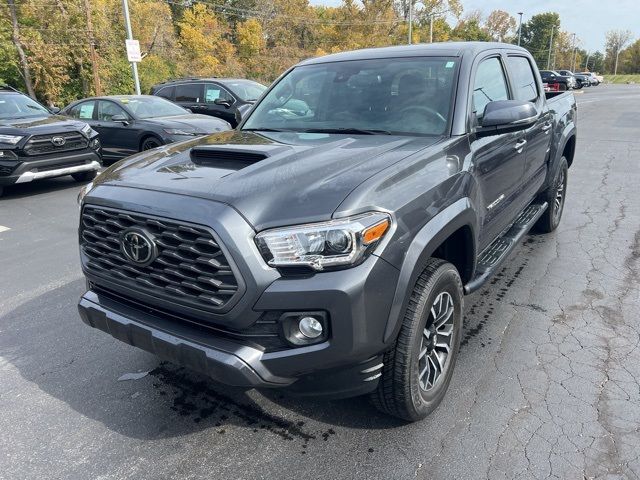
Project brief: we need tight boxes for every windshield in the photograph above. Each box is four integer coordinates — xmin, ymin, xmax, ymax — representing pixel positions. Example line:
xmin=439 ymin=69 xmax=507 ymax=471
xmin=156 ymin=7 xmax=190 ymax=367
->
xmin=243 ymin=57 xmax=458 ymax=136
xmin=225 ymin=80 xmax=267 ymax=101
xmin=0 ymin=93 xmax=50 ymax=119
xmin=120 ymin=96 xmax=188 ymax=119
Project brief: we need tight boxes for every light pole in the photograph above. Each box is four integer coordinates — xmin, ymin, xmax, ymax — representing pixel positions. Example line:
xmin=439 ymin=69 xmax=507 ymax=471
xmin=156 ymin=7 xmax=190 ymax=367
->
xmin=547 ymin=25 xmax=555 ymax=69
xmin=408 ymin=0 xmax=413 ymax=45
xmin=517 ymin=12 xmax=524 ymax=46
xmin=571 ymin=33 xmax=577 ymax=72
xmin=122 ymin=0 xmax=140 ymax=95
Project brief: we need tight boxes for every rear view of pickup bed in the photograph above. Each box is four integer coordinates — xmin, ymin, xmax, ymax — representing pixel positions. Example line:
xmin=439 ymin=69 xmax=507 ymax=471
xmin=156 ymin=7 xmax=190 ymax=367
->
xmin=77 ymin=42 xmax=576 ymax=421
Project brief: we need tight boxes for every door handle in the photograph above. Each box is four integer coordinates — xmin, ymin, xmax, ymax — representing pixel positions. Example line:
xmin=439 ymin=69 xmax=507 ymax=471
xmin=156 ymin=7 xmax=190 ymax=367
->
xmin=541 ymin=123 xmax=552 ymax=133
xmin=514 ymin=139 xmax=527 ymax=152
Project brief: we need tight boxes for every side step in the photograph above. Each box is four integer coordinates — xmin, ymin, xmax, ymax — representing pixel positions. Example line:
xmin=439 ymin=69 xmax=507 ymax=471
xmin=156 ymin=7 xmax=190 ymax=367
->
xmin=464 ymin=202 xmax=548 ymax=294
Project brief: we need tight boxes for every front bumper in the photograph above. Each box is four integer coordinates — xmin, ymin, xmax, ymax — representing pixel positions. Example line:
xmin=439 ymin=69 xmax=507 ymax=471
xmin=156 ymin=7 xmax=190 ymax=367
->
xmin=78 ymin=186 xmax=400 ymax=396
xmin=0 ymin=150 xmax=101 ymax=186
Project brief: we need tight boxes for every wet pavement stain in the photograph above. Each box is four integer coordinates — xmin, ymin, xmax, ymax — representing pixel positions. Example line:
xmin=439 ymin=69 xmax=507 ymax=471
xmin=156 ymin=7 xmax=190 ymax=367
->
xmin=149 ymin=362 xmax=338 ymax=445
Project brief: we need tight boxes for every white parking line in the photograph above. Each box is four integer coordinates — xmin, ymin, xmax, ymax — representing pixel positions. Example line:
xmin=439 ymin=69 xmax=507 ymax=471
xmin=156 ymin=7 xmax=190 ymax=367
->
xmin=0 ymin=225 xmax=11 ymax=233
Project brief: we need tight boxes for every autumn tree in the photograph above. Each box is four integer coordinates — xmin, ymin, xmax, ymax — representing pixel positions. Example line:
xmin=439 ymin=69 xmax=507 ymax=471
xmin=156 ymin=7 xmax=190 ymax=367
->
xmin=604 ymin=29 xmax=633 ymax=74
xmin=484 ymin=10 xmax=516 ymax=42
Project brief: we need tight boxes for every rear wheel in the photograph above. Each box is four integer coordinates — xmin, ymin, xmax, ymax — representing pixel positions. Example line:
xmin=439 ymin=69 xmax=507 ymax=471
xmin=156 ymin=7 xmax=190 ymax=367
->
xmin=72 ymin=170 xmax=97 ymax=182
xmin=534 ymin=156 xmax=568 ymax=233
xmin=371 ymin=258 xmax=463 ymax=421
xmin=141 ymin=137 xmax=162 ymax=151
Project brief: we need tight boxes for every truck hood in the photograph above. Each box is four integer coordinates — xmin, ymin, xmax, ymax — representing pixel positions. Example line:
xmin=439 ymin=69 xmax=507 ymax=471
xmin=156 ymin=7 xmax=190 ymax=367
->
xmin=0 ymin=114 xmax=87 ymax=136
xmin=144 ymin=114 xmax=230 ymax=133
xmin=94 ymin=130 xmax=443 ymax=230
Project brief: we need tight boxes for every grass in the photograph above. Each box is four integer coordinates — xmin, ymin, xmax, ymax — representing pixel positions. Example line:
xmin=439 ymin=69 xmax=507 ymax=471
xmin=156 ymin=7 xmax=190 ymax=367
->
xmin=604 ymin=74 xmax=640 ymax=84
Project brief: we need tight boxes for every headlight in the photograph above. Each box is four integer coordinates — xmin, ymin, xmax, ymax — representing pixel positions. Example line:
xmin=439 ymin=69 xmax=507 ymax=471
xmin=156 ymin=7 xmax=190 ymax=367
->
xmin=163 ymin=128 xmax=200 ymax=136
xmin=0 ymin=134 xmax=24 ymax=145
xmin=81 ymin=123 xmax=94 ymax=137
xmin=255 ymin=212 xmax=391 ymax=271
xmin=77 ymin=181 xmax=94 ymax=206
xmin=0 ymin=150 xmax=19 ymax=160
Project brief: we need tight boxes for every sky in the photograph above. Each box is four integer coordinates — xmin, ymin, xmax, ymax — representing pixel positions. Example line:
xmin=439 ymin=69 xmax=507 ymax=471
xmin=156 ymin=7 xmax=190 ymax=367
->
xmin=309 ymin=0 xmax=639 ymax=52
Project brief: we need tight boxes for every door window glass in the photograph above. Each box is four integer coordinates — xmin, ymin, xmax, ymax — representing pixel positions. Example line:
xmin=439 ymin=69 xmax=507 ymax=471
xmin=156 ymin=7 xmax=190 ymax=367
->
xmin=205 ymin=84 xmax=233 ymax=103
xmin=175 ymin=84 xmax=202 ymax=103
xmin=97 ymin=101 xmax=128 ymax=121
xmin=155 ymin=86 xmax=174 ymax=100
xmin=69 ymin=101 xmax=95 ymax=119
xmin=507 ymin=56 xmax=538 ymax=102
xmin=472 ymin=57 xmax=509 ymax=119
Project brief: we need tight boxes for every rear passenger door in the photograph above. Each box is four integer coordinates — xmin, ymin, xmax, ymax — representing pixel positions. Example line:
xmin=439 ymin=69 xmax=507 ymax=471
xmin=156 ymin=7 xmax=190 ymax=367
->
xmin=469 ymin=54 xmax=527 ymax=250
xmin=174 ymin=83 xmax=204 ymax=113
xmin=506 ymin=55 xmax=552 ymax=202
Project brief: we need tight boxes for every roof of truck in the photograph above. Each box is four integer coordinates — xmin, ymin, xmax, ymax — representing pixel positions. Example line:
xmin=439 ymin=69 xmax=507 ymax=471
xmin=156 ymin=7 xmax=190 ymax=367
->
xmin=299 ymin=41 xmax=529 ymax=66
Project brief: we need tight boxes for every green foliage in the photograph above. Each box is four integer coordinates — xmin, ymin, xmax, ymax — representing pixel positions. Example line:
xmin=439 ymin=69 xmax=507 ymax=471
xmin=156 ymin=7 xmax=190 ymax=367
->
xmin=519 ymin=12 xmax=561 ymax=69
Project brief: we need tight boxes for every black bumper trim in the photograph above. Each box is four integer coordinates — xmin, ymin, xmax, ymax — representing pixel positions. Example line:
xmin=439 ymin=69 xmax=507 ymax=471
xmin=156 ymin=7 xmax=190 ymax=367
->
xmin=78 ymin=292 xmax=294 ymax=388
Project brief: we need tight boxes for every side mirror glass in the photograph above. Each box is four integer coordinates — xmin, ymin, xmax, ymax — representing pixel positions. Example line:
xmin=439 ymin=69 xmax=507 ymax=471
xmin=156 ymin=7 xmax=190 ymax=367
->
xmin=477 ymin=100 xmax=538 ymax=137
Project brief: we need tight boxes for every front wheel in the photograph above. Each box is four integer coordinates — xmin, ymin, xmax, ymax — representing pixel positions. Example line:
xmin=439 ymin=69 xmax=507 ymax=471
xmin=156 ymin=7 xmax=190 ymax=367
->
xmin=371 ymin=258 xmax=463 ymax=421
xmin=141 ymin=137 xmax=162 ymax=151
xmin=534 ymin=156 xmax=568 ymax=233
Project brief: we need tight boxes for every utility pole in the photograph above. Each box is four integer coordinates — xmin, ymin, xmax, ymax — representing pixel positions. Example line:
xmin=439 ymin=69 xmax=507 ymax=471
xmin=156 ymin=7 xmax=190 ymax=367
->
xmin=7 ymin=0 xmax=36 ymax=98
xmin=571 ymin=33 xmax=577 ymax=71
xmin=614 ymin=43 xmax=621 ymax=75
xmin=429 ymin=14 xmax=433 ymax=43
xmin=547 ymin=25 xmax=555 ymax=69
xmin=407 ymin=1 xmax=413 ymax=45
xmin=517 ymin=12 xmax=524 ymax=46
xmin=584 ymin=52 xmax=590 ymax=70
xmin=122 ymin=0 xmax=141 ymax=94
xmin=83 ymin=0 xmax=102 ymax=96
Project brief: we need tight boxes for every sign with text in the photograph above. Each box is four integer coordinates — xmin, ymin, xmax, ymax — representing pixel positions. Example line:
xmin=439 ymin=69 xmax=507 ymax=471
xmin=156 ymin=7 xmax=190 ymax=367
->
xmin=125 ymin=39 xmax=141 ymax=63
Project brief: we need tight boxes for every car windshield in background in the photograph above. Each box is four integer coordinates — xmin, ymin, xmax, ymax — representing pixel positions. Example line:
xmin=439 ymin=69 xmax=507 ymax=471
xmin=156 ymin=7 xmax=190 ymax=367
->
xmin=243 ymin=57 xmax=458 ymax=136
xmin=226 ymin=80 xmax=267 ymax=101
xmin=121 ymin=96 xmax=188 ymax=119
xmin=0 ymin=94 xmax=50 ymax=119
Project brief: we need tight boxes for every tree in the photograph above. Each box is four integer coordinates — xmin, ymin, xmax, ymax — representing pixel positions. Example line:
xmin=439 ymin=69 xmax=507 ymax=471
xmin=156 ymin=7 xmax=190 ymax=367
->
xmin=484 ymin=10 xmax=516 ymax=42
xmin=618 ymin=39 xmax=640 ymax=74
xmin=6 ymin=0 xmax=35 ymax=98
xmin=587 ymin=51 xmax=605 ymax=73
xmin=604 ymin=29 xmax=633 ymax=74
xmin=519 ymin=12 xmax=560 ymax=69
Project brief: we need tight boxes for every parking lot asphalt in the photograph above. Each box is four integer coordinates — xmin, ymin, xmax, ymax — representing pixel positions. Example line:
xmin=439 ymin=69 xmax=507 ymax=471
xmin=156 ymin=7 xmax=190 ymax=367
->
xmin=1 ymin=84 xmax=639 ymax=480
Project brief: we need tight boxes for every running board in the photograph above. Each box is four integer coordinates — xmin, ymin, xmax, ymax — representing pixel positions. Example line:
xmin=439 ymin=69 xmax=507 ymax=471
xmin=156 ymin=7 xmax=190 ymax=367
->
xmin=464 ymin=202 xmax=548 ymax=294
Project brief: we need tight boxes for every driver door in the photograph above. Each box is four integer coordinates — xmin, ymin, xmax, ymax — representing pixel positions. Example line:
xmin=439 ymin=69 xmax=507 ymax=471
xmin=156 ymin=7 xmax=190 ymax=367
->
xmin=93 ymin=100 xmax=138 ymax=160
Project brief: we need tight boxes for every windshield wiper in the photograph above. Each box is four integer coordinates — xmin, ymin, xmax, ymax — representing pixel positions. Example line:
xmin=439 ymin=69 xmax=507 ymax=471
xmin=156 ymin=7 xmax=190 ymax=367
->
xmin=297 ymin=128 xmax=392 ymax=135
xmin=242 ymin=127 xmax=295 ymax=132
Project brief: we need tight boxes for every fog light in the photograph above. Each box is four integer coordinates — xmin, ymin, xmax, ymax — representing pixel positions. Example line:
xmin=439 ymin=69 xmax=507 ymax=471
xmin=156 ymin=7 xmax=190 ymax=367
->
xmin=298 ymin=316 xmax=323 ymax=339
xmin=90 ymin=138 xmax=101 ymax=150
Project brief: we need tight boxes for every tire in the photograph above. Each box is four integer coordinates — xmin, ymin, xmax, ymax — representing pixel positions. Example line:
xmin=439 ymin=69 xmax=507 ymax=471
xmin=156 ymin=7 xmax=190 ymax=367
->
xmin=71 ymin=170 xmax=97 ymax=182
xmin=141 ymin=136 xmax=162 ymax=151
xmin=0 ymin=186 xmax=4 ymax=198
xmin=534 ymin=156 xmax=568 ymax=233
xmin=371 ymin=258 xmax=463 ymax=421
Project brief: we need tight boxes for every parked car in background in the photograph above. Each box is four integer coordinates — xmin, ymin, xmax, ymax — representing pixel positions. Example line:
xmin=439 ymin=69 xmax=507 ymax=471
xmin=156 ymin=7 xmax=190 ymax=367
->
xmin=62 ymin=95 xmax=231 ymax=164
xmin=150 ymin=78 xmax=267 ymax=127
xmin=578 ymin=72 xmax=600 ymax=85
xmin=557 ymin=70 xmax=589 ymax=88
xmin=539 ymin=70 xmax=570 ymax=91
xmin=0 ymin=85 xmax=101 ymax=197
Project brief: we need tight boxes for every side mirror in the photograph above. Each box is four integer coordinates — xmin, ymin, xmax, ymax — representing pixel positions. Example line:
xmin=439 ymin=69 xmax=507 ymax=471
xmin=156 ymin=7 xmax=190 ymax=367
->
xmin=214 ymin=98 xmax=232 ymax=108
xmin=49 ymin=106 xmax=61 ymax=114
xmin=477 ymin=100 xmax=538 ymax=137
xmin=111 ymin=114 xmax=129 ymax=125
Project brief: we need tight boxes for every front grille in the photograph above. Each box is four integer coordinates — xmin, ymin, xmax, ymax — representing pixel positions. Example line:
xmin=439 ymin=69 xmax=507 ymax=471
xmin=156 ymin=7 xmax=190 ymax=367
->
xmin=81 ymin=206 xmax=241 ymax=314
xmin=23 ymin=132 xmax=88 ymax=156
xmin=0 ymin=165 xmax=14 ymax=176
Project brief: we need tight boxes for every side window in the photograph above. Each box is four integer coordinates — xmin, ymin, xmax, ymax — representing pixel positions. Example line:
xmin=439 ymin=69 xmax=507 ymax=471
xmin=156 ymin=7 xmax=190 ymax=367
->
xmin=204 ymin=84 xmax=233 ymax=103
xmin=507 ymin=56 xmax=538 ymax=102
xmin=156 ymin=86 xmax=174 ymax=101
xmin=69 ymin=101 xmax=95 ymax=120
xmin=97 ymin=101 xmax=128 ymax=121
xmin=175 ymin=83 xmax=202 ymax=103
xmin=472 ymin=57 xmax=509 ymax=119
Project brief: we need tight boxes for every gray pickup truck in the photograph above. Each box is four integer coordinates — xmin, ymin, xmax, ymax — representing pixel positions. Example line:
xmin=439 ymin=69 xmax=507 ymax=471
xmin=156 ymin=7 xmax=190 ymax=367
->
xmin=77 ymin=42 xmax=577 ymax=421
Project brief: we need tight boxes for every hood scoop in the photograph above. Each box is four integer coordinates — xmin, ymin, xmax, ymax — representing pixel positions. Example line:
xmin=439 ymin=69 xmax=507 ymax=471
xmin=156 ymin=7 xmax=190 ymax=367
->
xmin=190 ymin=147 xmax=269 ymax=170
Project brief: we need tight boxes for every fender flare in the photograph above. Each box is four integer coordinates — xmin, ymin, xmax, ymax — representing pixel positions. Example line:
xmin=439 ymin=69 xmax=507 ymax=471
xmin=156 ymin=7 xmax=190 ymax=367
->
xmin=544 ymin=124 xmax=576 ymax=188
xmin=382 ymin=197 xmax=478 ymax=343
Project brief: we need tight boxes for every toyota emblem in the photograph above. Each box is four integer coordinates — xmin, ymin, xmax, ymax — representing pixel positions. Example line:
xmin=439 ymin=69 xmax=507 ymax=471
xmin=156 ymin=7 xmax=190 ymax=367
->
xmin=120 ymin=229 xmax=157 ymax=266
xmin=51 ymin=136 xmax=66 ymax=147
